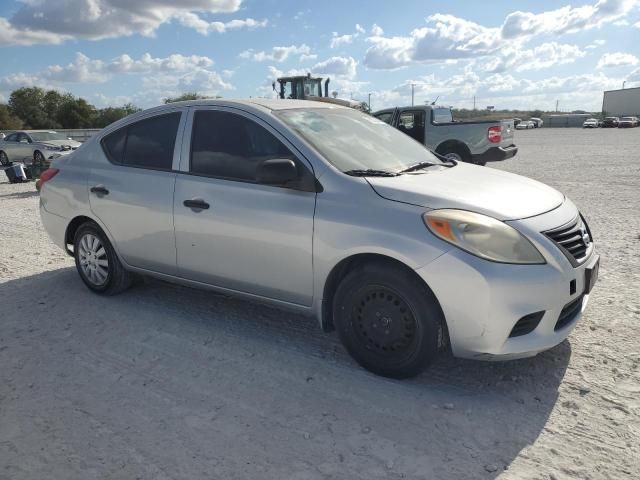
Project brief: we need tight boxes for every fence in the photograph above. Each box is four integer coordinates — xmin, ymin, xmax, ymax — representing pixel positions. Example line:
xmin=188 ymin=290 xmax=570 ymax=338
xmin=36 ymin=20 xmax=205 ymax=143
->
xmin=1 ymin=128 xmax=102 ymax=142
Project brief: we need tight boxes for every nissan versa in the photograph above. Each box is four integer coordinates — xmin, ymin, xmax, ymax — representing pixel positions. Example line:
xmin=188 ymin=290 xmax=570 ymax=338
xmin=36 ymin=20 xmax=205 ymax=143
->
xmin=39 ymin=99 xmax=599 ymax=378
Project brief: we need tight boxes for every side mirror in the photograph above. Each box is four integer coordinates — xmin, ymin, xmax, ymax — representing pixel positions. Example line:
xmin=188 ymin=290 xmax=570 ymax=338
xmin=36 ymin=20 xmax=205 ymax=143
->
xmin=256 ymin=158 xmax=298 ymax=185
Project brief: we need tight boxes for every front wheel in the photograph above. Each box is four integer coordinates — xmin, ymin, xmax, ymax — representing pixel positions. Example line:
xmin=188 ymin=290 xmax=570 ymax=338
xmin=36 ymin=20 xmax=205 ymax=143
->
xmin=73 ymin=222 xmax=132 ymax=295
xmin=333 ymin=263 xmax=444 ymax=378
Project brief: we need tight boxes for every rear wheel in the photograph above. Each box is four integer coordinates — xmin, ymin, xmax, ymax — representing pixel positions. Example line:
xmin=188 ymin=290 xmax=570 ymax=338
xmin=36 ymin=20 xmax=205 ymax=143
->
xmin=0 ymin=151 xmax=9 ymax=166
xmin=333 ymin=263 xmax=444 ymax=378
xmin=73 ymin=222 xmax=132 ymax=295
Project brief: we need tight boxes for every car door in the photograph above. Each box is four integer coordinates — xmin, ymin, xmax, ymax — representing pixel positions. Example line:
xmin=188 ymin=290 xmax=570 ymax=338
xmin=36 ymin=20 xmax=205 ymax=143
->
xmin=1 ymin=133 xmax=20 ymax=162
xmin=89 ymin=109 xmax=186 ymax=275
xmin=17 ymin=133 xmax=34 ymax=164
xmin=173 ymin=107 xmax=316 ymax=306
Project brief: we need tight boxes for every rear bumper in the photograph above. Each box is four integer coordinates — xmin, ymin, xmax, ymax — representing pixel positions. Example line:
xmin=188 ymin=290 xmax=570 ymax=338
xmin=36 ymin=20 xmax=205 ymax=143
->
xmin=473 ymin=144 xmax=518 ymax=163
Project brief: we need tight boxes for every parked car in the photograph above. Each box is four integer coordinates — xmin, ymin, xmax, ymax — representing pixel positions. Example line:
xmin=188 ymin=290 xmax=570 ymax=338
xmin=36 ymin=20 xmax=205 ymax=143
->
xmin=373 ymin=106 xmax=517 ymax=166
xmin=515 ymin=120 xmax=535 ymax=130
xmin=0 ymin=130 xmax=80 ymax=167
xmin=530 ymin=117 xmax=544 ymax=128
xmin=513 ymin=118 xmax=522 ymax=127
xmin=618 ymin=116 xmax=639 ymax=128
xmin=602 ymin=117 xmax=619 ymax=128
xmin=39 ymin=99 xmax=599 ymax=379
xmin=583 ymin=118 xmax=600 ymax=128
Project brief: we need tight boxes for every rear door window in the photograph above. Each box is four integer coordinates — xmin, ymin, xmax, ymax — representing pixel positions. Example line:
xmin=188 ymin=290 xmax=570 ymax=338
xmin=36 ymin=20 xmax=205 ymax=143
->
xmin=124 ymin=113 xmax=181 ymax=170
xmin=432 ymin=108 xmax=453 ymax=123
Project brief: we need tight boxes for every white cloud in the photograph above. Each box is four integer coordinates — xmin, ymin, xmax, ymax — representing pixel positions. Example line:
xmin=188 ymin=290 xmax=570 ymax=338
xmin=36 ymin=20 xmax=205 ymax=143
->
xmin=240 ymin=45 xmax=313 ymax=62
xmin=486 ymin=42 xmax=586 ymax=73
xmin=0 ymin=0 xmax=252 ymax=46
xmin=312 ymin=56 xmax=358 ymax=79
xmin=597 ymin=52 xmax=640 ymax=67
xmin=0 ymin=52 xmax=232 ymax=103
xmin=371 ymin=24 xmax=384 ymax=36
xmin=364 ymin=0 xmax=637 ymax=69
xmin=175 ymin=13 xmax=267 ymax=34
xmin=371 ymin=70 xmax=623 ymax=111
xmin=330 ymin=24 xmax=367 ymax=48
xmin=586 ymin=39 xmax=607 ymax=49
xmin=501 ymin=0 xmax=635 ymax=38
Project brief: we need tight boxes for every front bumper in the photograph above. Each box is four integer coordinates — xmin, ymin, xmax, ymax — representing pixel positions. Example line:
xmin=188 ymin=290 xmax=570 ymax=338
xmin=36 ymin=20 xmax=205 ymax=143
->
xmin=472 ymin=144 xmax=518 ymax=163
xmin=415 ymin=202 xmax=598 ymax=360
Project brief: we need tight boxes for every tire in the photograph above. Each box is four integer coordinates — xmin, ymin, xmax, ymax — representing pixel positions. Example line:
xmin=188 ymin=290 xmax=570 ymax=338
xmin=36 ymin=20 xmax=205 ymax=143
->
xmin=332 ymin=263 xmax=444 ymax=379
xmin=437 ymin=145 xmax=482 ymax=166
xmin=73 ymin=222 xmax=132 ymax=295
xmin=34 ymin=150 xmax=46 ymax=165
xmin=0 ymin=151 xmax=9 ymax=166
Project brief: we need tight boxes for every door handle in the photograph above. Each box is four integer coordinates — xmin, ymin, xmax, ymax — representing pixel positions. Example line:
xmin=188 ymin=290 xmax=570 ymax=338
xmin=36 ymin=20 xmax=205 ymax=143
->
xmin=183 ymin=198 xmax=210 ymax=210
xmin=90 ymin=185 xmax=109 ymax=195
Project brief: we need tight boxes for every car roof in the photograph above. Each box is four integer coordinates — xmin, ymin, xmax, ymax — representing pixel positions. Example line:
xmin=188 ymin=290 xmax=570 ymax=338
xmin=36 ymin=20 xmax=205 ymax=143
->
xmin=149 ymin=98 xmax=347 ymax=112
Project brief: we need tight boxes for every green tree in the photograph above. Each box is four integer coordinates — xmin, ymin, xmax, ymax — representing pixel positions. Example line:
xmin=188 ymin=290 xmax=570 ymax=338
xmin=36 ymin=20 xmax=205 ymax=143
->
xmin=55 ymin=94 xmax=96 ymax=128
xmin=164 ymin=92 xmax=213 ymax=104
xmin=0 ymin=104 xmax=24 ymax=130
xmin=94 ymin=103 xmax=141 ymax=128
xmin=8 ymin=87 xmax=50 ymax=128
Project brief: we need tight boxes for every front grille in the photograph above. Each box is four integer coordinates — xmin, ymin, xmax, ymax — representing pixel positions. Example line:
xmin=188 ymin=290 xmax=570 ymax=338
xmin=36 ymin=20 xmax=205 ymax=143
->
xmin=509 ymin=311 xmax=545 ymax=338
xmin=555 ymin=295 xmax=584 ymax=331
xmin=544 ymin=215 xmax=592 ymax=266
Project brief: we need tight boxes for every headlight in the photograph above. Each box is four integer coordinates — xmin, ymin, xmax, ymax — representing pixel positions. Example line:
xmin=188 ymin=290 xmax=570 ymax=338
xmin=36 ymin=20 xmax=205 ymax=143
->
xmin=44 ymin=145 xmax=61 ymax=151
xmin=423 ymin=209 xmax=545 ymax=264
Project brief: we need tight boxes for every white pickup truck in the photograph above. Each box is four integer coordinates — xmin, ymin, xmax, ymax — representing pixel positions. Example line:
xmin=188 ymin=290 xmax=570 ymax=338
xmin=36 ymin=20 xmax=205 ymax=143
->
xmin=373 ymin=106 xmax=517 ymax=166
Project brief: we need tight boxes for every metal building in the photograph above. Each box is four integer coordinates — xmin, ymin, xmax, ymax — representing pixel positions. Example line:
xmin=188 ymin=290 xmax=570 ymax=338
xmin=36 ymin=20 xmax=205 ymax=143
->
xmin=602 ymin=87 xmax=640 ymax=117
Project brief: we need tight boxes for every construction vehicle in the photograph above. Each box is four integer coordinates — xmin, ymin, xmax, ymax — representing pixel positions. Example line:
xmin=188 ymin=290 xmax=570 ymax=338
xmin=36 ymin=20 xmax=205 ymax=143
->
xmin=273 ymin=73 xmax=365 ymax=110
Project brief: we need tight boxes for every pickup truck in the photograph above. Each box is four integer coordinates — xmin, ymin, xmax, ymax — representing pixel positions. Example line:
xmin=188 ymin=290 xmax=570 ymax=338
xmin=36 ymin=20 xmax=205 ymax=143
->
xmin=372 ymin=106 xmax=517 ymax=166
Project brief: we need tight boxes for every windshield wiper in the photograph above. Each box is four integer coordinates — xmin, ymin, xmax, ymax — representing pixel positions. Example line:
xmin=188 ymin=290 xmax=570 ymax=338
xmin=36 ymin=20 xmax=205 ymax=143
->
xmin=344 ymin=169 xmax=400 ymax=177
xmin=400 ymin=157 xmax=457 ymax=173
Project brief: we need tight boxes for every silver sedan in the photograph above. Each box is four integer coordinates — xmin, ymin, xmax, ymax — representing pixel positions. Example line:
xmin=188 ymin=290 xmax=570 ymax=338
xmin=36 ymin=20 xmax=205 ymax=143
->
xmin=38 ymin=99 xmax=599 ymax=378
xmin=0 ymin=130 xmax=81 ymax=167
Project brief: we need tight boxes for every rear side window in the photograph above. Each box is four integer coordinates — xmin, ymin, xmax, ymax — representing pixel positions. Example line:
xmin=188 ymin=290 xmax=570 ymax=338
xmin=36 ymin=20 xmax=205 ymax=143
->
xmin=432 ymin=108 xmax=453 ymax=123
xmin=374 ymin=112 xmax=393 ymax=124
xmin=100 ymin=112 xmax=181 ymax=170
xmin=190 ymin=110 xmax=296 ymax=182
xmin=5 ymin=133 xmax=18 ymax=142
xmin=102 ymin=128 xmax=126 ymax=163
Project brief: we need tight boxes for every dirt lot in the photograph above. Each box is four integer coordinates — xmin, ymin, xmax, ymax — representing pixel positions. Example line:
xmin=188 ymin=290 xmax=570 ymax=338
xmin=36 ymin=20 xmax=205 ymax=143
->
xmin=1 ymin=128 xmax=639 ymax=479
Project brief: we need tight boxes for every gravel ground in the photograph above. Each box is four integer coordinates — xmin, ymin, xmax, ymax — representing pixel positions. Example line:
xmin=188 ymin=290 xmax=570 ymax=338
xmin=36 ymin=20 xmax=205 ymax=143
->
xmin=1 ymin=127 xmax=639 ymax=480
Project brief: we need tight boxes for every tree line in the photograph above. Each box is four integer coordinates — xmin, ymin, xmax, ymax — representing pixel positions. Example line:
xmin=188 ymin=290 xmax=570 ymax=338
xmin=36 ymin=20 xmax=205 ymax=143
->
xmin=0 ymin=88 xmax=214 ymax=131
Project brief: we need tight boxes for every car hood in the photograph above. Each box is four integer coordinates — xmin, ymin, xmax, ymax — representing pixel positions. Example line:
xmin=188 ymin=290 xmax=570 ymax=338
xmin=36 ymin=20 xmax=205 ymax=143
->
xmin=40 ymin=139 xmax=81 ymax=148
xmin=366 ymin=163 xmax=564 ymax=221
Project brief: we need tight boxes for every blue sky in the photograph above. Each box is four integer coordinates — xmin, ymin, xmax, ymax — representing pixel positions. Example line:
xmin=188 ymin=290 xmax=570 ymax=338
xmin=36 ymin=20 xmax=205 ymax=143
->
xmin=1 ymin=0 xmax=639 ymax=111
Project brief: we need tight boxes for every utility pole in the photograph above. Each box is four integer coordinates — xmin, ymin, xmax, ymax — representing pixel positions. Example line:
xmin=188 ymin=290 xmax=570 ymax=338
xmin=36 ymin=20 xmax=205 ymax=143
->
xmin=622 ymin=80 xmax=626 ymax=89
xmin=473 ymin=95 xmax=476 ymax=110
xmin=411 ymin=83 xmax=415 ymax=106
xmin=555 ymin=99 xmax=559 ymax=112
xmin=368 ymin=93 xmax=372 ymax=112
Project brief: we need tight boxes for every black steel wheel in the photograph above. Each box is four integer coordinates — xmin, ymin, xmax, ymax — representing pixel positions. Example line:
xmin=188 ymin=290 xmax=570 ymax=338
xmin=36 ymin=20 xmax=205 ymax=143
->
xmin=351 ymin=285 xmax=420 ymax=363
xmin=333 ymin=262 xmax=444 ymax=378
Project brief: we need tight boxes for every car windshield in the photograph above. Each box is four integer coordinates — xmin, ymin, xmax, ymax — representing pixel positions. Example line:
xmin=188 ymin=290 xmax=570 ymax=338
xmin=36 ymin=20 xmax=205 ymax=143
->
xmin=29 ymin=131 xmax=68 ymax=142
xmin=621 ymin=117 xmax=633 ymax=121
xmin=276 ymin=108 xmax=444 ymax=173
xmin=605 ymin=117 xmax=617 ymax=120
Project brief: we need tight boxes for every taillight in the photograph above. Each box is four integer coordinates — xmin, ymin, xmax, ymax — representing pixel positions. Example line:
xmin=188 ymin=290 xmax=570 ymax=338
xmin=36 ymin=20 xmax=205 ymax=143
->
xmin=36 ymin=168 xmax=59 ymax=191
xmin=488 ymin=126 xmax=502 ymax=144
